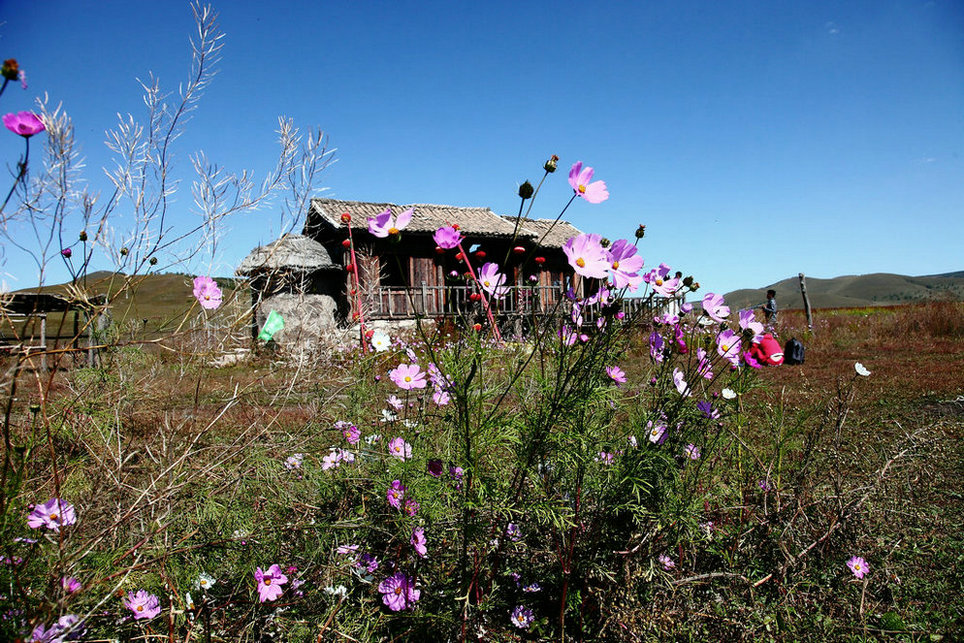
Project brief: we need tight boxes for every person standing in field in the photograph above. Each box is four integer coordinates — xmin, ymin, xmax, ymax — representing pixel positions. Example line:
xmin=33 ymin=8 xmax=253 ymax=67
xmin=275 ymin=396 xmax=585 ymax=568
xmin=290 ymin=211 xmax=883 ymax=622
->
xmin=761 ymin=289 xmax=778 ymax=326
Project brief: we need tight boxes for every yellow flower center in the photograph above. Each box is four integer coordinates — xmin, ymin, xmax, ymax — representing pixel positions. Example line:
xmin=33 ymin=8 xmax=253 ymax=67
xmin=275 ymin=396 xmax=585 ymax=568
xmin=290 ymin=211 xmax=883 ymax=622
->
xmin=388 ymin=227 xmax=399 ymax=235
xmin=721 ymin=343 xmax=730 ymax=352
xmin=137 ymin=605 xmax=144 ymax=612
xmin=612 ymin=261 xmax=620 ymax=270
xmin=576 ymin=258 xmax=586 ymax=268
xmin=204 ymin=295 xmax=210 ymax=300
xmin=50 ymin=513 xmax=58 ymax=521
xmin=578 ymin=184 xmax=587 ymax=194
xmin=483 ymin=280 xmax=490 ymax=287
xmin=655 ymin=278 xmax=663 ymax=286
xmin=264 ymin=578 xmax=271 ymax=586
xmin=394 ymin=587 xmax=403 ymax=595
xmin=404 ymin=376 xmax=412 ymax=382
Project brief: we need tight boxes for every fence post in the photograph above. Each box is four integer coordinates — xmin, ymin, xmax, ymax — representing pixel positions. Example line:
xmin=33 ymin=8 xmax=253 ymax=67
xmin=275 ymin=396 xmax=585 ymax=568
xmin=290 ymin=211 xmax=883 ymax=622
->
xmin=421 ymin=282 xmax=427 ymax=315
xmin=40 ymin=313 xmax=47 ymax=373
xmin=799 ymin=273 xmax=813 ymax=332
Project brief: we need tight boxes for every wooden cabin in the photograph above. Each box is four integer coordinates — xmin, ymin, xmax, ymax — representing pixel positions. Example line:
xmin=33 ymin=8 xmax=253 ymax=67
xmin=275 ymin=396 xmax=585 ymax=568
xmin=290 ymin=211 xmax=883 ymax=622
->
xmin=303 ymin=198 xmax=587 ymax=321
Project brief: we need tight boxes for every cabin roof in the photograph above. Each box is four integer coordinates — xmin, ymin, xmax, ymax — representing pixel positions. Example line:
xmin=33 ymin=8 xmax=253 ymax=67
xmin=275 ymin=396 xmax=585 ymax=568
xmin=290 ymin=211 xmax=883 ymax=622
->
xmin=236 ymin=233 xmax=337 ymax=275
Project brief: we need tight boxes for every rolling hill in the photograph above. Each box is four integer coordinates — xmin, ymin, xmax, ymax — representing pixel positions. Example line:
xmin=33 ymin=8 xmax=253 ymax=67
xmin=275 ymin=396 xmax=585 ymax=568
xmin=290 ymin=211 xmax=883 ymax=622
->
xmin=725 ymin=271 xmax=964 ymax=310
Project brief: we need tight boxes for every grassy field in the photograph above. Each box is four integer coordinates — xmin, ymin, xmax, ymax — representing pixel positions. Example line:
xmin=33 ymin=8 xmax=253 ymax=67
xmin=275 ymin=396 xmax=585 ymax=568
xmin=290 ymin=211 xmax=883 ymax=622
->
xmin=2 ymin=300 xmax=962 ymax=641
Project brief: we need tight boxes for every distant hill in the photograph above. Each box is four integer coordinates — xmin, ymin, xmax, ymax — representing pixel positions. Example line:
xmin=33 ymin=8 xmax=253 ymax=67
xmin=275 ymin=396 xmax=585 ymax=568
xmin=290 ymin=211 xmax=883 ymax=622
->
xmin=13 ymin=272 xmax=245 ymax=328
xmin=725 ymin=272 xmax=964 ymax=310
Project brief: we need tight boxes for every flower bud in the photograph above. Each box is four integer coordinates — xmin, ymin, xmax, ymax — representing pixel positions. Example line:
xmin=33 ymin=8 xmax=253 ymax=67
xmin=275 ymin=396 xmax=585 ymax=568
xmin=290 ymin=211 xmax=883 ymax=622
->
xmin=61 ymin=248 xmax=72 ymax=258
xmin=512 ymin=246 xmax=526 ymax=255
xmin=544 ymin=154 xmax=559 ymax=173
xmin=149 ymin=257 xmax=158 ymax=265
xmin=455 ymin=252 xmax=464 ymax=262
xmin=340 ymin=212 xmax=352 ymax=224
xmin=78 ymin=230 xmax=88 ymax=242
xmin=518 ymin=181 xmax=534 ymax=200
xmin=682 ymin=276 xmax=694 ymax=288
xmin=1 ymin=59 xmax=19 ymax=81
xmin=635 ymin=225 xmax=646 ymax=239
xmin=345 ymin=263 xmax=355 ymax=272
xmin=341 ymin=238 xmax=351 ymax=248
xmin=475 ymin=250 xmax=486 ymax=259
xmin=120 ymin=247 xmax=129 ymax=256
xmin=534 ymin=256 xmax=546 ymax=265
xmin=599 ymin=238 xmax=611 ymax=248
xmin=473 ymin=323 xmax=482 ymax=331
xmin=690 ymin=281 xmax=700 ymax=292
xmin=451 ymin=224 xmax=460 ymax=230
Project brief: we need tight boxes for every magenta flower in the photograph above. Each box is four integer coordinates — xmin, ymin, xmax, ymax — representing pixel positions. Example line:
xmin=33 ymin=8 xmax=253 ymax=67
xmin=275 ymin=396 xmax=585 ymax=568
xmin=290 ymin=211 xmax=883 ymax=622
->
xmin=337 ymin=421 xmax=360 ymax=444
xmin=368 ymin=207 xmax=414 ymax=238
xmin=411 ymin=526 xmax=427 ymax=558
xmin=387 ymin=480 xmax=407 ymax=508
xmin=644 ymin=263 xmax=681 ymax=297
xmin=61 ymin=576 xmax=83 ymax=593
xmin=357 ymin=552 xmax=379 ymax=574
xmin=672 ymin=368 xmax=690 ymax=397
xmin=61 ymin=248 xmax=72 ymax=259
xmin=697 ymin=401 xmax=720 ymax=419
xmin=684 ymin=444 xmax=701 ymax=460
xmin=433 ymin=225 xmax=462 ymax=249
xmin=3 ymin=111 xmax=45 ymax=137
xmin=389 ymin=363 xmax=427 ymax=390
xmin=606 ymin=365 xmax=627 ymax=385
xmin=254 ymin=564 xmax=288 ymax=603
xmin=31 ymin=615 xmax=84 ymax=641
xmin=607 ymin=239 xmax=644 ymax=291
xmin=124 ymin=590 xmax=161 ymax=620
xmin=568 ymin=161 xmax=609 ymax=203
xmin=427 ymin=459 xmax=443 ymax=477
xmin=27 ymin=498 xmax=76 ymax=532
xmin=847 ymin=556 xmax=869 ymax=579
xmin=388 ymin=436 xmax=412 ymax=461
xmin=649 ymin=330 xmax=665 ymax=362
xmin=738 ymin=309 xmax=764 ymax=340
xmin=404 ymin=498 xmax=420 ymax=516
xmin=659 ymin=554 xmax=675 ymax=570
xmin=563 ymin=233 xmax=611 ymax=279
xmin=511 ymin=605 xmax=535 ymax=629
xmin=192 ymin=276 xmax=223 ymax=310
xmin=378 ymin=572 xmax=421 ymax=611
xmin=701 ymin=292 xmax=730 ymax=323
xmin=716 ymin=329 xmax=742 ymax=367
xmin=432 ymin=389 xmax=451 ymax=406
xmin=478 ymin=262 xmax=509 ymax=299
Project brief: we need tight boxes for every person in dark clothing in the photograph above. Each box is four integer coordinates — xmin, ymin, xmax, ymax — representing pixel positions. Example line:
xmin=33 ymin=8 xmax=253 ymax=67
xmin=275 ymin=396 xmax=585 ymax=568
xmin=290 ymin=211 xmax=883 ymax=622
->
xmin=761 ymin=289 xmax=777 ymax=325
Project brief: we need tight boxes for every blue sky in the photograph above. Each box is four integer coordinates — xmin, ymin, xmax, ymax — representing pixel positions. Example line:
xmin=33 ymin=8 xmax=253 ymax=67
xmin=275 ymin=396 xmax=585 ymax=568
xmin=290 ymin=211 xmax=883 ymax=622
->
xmin=2 ymin=0 xmax=962 ymax=295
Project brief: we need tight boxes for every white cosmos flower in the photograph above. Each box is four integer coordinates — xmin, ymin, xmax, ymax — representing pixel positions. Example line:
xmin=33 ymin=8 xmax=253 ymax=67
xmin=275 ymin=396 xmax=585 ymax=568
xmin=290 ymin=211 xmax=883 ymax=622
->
xmin=854 ymin=362 xmax=871 ymax=377
xmin=371 ymin=332 xmax=391 ymax=352
xmin=721 ymin=388 xmax=737 ymax=400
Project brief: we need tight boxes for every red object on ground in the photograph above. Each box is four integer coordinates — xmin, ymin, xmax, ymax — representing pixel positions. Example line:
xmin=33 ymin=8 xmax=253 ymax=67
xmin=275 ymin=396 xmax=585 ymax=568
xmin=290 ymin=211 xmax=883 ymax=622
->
xmin=750 ymin=333 xmax=784 ymax=366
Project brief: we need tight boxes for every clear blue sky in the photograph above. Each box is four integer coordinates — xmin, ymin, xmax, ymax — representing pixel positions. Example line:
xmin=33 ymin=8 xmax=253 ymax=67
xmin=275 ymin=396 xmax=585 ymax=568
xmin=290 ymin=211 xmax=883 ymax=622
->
xmin=2 ymin=0 xmax=962 ymax=295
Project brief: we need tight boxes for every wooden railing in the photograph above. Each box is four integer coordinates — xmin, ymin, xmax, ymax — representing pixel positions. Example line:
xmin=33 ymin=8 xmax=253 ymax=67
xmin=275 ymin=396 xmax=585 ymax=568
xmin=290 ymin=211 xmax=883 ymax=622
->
xmin=365 ymin=284 xmax=665 ymax=321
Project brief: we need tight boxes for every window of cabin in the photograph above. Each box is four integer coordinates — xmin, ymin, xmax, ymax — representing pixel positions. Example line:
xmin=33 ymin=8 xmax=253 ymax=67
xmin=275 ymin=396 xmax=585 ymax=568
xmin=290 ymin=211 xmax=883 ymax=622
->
xmin=380 ymin=254 xmax=410 ymax=288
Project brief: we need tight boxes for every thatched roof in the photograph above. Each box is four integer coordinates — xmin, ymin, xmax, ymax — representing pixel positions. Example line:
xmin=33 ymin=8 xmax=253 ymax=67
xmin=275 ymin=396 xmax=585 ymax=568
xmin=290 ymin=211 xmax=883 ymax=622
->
xmin=236 ymin=234 xmax=337 ymax=275
xmin=307 ymin=199 xmax=537 ymax=240
xmin=501 ymin=217 xmax=583 ymax=250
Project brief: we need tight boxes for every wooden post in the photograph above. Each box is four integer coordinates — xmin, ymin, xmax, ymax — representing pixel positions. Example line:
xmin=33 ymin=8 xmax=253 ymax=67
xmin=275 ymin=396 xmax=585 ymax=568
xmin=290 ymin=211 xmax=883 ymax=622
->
xmin=799 ymin=273 xmax=813 ymax=332
xmin=421 ymin=281 xmax=428 ymax=315
xmin=39 ymin=313 xmax=47 ymax=372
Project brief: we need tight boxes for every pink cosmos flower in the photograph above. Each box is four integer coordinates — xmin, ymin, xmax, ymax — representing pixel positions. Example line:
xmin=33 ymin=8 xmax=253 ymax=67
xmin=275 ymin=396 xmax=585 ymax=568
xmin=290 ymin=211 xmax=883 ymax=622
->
xmin=433 ymin=225 xmax=462 ymax=249
xmin=568 ymin=161 xmax=609 ymax=203
xmin=563 ymin=233 xmax=611 ymax=279
xmin=192 ymin=276 xmax=222 ymax=310
xmin=607 ymin=239 xmax=644 ymax=291
xmin=716 ymin=329 xmax=742 ymax=367
xmin=659 ymin=554 xmax=675 ymax=570
xmin=738 ymin=309 xmax=764 ymax=340
xmin=379 ymin=572 xmax=420 ymax=611
xmin=404 ymin=498 xmax=420 ymax=516
xmin=684 ymin=444 xmax=701 ymax=460
xmin=27 ymin=498 xmax=76 ymax=532
xmin=649 ymin=331 xmax=665 ymax=362
xmin=606 ymin=365 xmax=627 ymax=385
xmin=3 ymin=111 xmax=45 ymax=137
xmin=389 ymin=363 xmax=427 ymax=390
xmin=388 ymin=436 xmax=412 ymax=461
xmin=368 ymin=207 xmax=414 ymax=238
xmin=847 ymin=556 xmax=869 ymax=579
xmin=478 ymin=262 xmax=509 ymax=299
xmin=696 ymin=348 xmax=714 ymax=380
xmin=411 ymin=526 xmax=427 ymax=558
xmin=387 ymin=480 xmax=407 ymax=508
xmin=647 ymin=421 xmax=668 ymax=444
xmin=701 ymin=293 xmax=730 ymax=323
xmin=433 ymin=389 xmax=451 ymax=406
xmin=645 ymin=263 xmax=681 ymax=297
xmin=672 ymin=368 xmax=690 ymax=397
xmin=337 ymin=421 xmax=360 ymax=444
xmin=255 ymin=564 xmax=288 ymax=603
xmin=61 ymin=576 xmax=82 ymax=593
xmin=124 ymin=590 xmax=161 ymax=620
xmin=387 ymin=395 xmax=404 ymax=411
